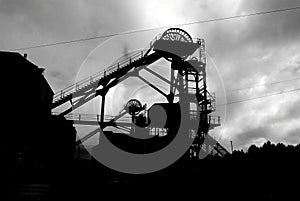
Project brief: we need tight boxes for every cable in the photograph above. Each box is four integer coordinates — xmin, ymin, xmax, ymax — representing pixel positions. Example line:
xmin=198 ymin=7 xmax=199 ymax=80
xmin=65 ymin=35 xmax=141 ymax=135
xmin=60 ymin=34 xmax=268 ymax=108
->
xmin=217 ymin=77 xmax=300 ymax=94
xmin=216 ymin=87 xmax=300 ymax=107
xmin=8 ymin=5 xmax=300 ymax=51
xmin=10 ymin=33 xmax=118 ymax=51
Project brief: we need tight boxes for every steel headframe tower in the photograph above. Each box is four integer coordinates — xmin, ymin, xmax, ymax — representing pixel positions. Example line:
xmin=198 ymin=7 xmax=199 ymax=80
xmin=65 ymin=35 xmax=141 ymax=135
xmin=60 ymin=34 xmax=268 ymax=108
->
xmin=188 ymin=39 xmax=216 ymax=158
xmin=153 ymin=28 xmax=216 ymax=158
xmin=52 ymin=28 xmax=222 ymax=159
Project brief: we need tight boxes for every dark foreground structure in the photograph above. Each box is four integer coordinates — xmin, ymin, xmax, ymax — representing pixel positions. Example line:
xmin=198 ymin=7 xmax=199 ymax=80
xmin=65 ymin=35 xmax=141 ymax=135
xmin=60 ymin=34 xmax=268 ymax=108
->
xmin=3 ymin=28 xmax=300 ymax=200
xmin=1 ymin=51 xmax=76 ymax=200
xmin=1 ymin=51 xmax=76 ymax=166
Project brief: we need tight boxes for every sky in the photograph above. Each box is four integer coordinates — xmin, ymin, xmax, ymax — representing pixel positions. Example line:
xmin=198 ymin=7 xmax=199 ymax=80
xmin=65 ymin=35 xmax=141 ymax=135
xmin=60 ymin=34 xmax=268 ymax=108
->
xmin=1 ymin=0 xmax=300 ymax=151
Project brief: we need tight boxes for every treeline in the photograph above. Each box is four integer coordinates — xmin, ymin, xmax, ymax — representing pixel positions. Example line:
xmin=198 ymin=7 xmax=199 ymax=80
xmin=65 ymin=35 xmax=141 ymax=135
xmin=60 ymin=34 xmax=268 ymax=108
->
xmin=205 ymin=140 xmax=300 ymax=177
xmin=223 ymin=141 xmax=300 ymax=162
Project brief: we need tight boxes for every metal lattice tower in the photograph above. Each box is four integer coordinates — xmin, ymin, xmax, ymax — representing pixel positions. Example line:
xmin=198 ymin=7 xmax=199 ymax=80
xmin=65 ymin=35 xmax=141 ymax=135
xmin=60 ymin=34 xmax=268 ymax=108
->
xmin=51 ymin=28 xmax=229 ymax=158
xmin=153 ymin=29 xmax=217 ymax=158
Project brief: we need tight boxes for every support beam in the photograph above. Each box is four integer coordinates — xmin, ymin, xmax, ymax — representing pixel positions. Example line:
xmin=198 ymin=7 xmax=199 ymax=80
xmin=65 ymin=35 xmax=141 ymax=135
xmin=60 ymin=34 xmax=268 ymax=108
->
xmin=138 ymin=75 xmax=168 ymax=98
xmin=75 ymin=128 xmax=101 ymax=146
xmin=143 ymin=67 xmax=171 ymax=85
xmin=116 ymin=126 xmax=131 ymax=133
xmin=55 ymin=53 xmax=162 ymax=116
xmin=60 ymin=93 xmax=96 ymax=116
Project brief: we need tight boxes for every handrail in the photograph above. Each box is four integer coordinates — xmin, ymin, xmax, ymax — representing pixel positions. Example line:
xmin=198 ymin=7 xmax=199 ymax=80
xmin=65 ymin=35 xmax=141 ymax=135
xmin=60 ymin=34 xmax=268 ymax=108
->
xmin=189 ymin=111 xmax=221 ymax=124
xmin=52 ymin=112 xmax=220 ymax=125
xmin=53 ymin=34 xmax=163 ymax=103
xmin=52 ymin=112 xmax=132 ymax=123
xmin=52 ymin=34 xmax=204 ymax=104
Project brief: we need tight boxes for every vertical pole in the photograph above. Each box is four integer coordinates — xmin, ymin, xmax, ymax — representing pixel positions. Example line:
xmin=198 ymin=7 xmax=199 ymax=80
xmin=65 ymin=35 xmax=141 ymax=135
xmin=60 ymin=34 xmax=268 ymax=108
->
xmin=101 ymin=95 xmax=106 ymax=124
xmin=230 ymin=141 xmax=234 ymax=153
xmin=170 ymin=68 xmax=174 ymax=95
xmin=195 ymin=73 xmax=199 ymax=96
xmin=99 ymin=95 xmax=106 ymax=145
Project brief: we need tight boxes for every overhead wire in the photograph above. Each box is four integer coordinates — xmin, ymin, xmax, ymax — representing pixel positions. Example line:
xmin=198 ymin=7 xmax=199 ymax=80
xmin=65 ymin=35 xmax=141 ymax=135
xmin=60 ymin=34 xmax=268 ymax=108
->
xmin=213 ymin=76 xmax=300 ymax=94
xmin=6 ymin=5 xmax=300 ymax=106
xmin=216 ymin=87 xmax=300 ymax=106
xmin=8 ymin=6 xmax=300 ymax=51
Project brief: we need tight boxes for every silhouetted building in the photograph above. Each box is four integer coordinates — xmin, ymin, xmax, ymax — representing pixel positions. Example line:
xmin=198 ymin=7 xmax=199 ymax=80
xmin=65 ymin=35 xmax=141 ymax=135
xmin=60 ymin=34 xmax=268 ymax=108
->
xmin=1 ymin=51 xmax=76 ymax=168
xmin=1 ymin=51 xmax=53 ymax=118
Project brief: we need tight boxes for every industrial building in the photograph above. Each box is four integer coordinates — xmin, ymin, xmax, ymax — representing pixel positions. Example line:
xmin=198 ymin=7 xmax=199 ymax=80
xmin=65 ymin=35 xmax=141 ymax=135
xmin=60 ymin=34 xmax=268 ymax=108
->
xmin=1 ymin=51 xmax=76 ymax=169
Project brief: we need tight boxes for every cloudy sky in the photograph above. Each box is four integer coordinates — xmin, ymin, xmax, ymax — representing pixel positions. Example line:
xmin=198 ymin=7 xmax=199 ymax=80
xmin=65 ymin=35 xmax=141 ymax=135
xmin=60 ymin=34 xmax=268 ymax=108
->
xmin=1 ymin=0 xmax=300 ymax=150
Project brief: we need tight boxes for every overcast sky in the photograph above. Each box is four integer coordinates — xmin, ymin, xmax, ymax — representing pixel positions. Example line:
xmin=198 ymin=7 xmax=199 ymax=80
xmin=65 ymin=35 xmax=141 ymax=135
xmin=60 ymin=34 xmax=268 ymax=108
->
xmin=1 ymin=0 xmax=300 ymax=150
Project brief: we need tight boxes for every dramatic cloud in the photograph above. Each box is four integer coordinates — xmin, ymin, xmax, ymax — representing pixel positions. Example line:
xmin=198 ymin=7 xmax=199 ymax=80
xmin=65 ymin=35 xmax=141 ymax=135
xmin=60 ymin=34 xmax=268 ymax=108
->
xmin=0 ymin=0 xmax=143 ymax=91
xmin=1 ymin=0 xmax=300 ymax=150
xmin=202 ymin=0 xmax=300 ymax=150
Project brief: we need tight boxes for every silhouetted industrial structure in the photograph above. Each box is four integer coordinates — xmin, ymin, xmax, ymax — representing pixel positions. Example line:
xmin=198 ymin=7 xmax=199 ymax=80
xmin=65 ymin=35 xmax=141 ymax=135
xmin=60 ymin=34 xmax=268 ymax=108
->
xmin=51 ymin=28 xmax=228 ymax=158
xmin=5 ymin=27 xmax=300 ymax=200
xmin=4 ymin=27 xmax=229 ymax=177
xmin=5 ymin=28 xmax=233 ymax=200
xmin=1 ymin=51 xmax=76 ymax=169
